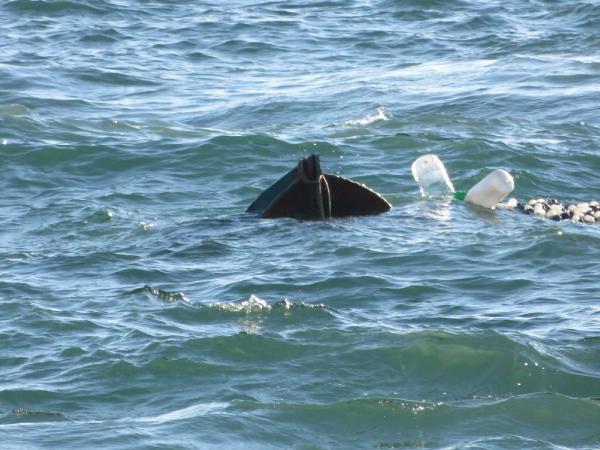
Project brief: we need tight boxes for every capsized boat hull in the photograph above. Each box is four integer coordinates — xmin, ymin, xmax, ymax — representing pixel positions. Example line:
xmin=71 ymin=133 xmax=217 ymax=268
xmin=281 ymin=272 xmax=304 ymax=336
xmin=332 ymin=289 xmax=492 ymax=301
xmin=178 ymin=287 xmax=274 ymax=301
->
xmin=246 ymin=154 xmax=391 ymax=219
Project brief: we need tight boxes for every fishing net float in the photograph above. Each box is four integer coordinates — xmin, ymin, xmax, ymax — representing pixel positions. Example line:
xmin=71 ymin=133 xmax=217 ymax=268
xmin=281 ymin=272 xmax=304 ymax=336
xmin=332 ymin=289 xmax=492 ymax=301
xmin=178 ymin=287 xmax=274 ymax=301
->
xmin=509 ymin=199 xmax=600 ymax=223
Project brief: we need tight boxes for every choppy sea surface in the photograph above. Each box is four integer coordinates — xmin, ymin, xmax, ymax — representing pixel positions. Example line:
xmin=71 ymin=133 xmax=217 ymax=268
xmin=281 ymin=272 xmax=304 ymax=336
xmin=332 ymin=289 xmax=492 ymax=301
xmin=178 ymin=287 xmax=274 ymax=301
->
xmin=1 ymin=0 xmax=600 ymax=448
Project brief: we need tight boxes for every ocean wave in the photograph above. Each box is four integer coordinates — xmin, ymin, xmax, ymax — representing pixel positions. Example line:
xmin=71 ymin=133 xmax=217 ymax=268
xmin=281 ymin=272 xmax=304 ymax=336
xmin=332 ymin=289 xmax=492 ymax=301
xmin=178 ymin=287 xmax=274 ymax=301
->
xmin=137 ymin=287 xmax=331 ymax=318
xmin=6 ymin=0 xmax=115 ymax=15
xmin=227 ymin=393 xmax=600 ymax=448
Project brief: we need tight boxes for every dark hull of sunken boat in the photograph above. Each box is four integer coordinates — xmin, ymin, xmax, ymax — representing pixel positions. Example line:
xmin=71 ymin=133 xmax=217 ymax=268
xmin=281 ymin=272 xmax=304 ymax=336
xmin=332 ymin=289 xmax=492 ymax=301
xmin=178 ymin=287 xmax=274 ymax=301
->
xmin=246 ymin=154 xmax=391 ymax=220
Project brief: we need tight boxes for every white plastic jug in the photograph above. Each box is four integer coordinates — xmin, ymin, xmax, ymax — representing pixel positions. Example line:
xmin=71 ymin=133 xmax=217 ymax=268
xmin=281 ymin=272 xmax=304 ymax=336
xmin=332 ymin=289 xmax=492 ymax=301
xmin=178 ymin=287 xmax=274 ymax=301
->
xmin=464 ymin=169 xmax=514 ymax=209
xmin=411 ymin=154 xmax=455 ymax=197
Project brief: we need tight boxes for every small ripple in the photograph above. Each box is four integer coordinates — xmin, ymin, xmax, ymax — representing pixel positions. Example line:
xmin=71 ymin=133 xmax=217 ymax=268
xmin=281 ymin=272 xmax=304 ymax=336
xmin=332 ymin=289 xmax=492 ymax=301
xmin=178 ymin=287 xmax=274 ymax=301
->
xmin=171 ymin=239 xmax=232 ymax=258
xmin=0 ymin=408 xmax=67 ymax=425
xmin=75 ymin=69 xmax=159 ymax=87
xmin=187 ymin=51 xmax=217 ymax=61
xmin=113 ymin=268 xmax=174 ymax=284
xmin=211 ymin=39 xmax=288 ymax=55
xmin=130 ymin=285 xmax=190 ymax=303
xmin=0 ymin=103 xmax=32 ymax=116
xmin=77 ymin=28 xmax=126 ymax=44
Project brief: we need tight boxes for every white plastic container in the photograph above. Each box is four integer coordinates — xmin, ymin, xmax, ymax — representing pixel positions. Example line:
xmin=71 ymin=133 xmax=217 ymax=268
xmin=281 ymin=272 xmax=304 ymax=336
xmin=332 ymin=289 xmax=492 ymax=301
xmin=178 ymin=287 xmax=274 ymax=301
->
xmin=464 ymin=169 xmax=514 ymax=209
xmin=411 ymin=154 xmax=455 ymax=197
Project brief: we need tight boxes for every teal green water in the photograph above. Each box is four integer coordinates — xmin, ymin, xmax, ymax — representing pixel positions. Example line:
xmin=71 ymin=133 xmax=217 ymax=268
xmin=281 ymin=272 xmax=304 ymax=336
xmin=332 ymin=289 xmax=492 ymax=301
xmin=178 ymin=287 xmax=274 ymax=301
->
xmin=1 ymin=1 xmax=600 ymax=448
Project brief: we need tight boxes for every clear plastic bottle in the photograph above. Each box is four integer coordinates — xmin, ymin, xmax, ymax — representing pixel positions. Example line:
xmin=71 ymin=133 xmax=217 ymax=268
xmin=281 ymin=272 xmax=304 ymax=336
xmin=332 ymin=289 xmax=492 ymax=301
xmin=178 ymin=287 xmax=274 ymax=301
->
xmin=464 ymin=169 xmax=514 ymax=209
xmin=411 ymin=154 xmax=455 ymax=197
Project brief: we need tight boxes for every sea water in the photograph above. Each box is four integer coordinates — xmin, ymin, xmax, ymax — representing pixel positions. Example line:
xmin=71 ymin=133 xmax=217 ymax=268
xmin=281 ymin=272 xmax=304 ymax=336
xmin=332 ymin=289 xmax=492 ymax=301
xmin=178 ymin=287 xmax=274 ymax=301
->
xmin=1 ymin=1 xmax=600 ymax=448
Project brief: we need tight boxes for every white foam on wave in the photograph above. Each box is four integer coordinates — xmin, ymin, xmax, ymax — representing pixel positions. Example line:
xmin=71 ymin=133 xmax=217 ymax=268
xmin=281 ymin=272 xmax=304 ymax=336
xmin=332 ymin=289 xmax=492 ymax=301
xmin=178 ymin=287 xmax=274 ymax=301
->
xmin=138 ymin=221 xmax=155 ymax=232
xmin=132 ymin=401 xmax=229 ymax=424
xmin=212 ymin=294 xmax=272 ymax=313
xmin=380 ymin=59 xmax=497 ymax=79
xmin=570 ymin=55 xmax=600 ymax=64
xmin=502 ymin=136 xmax=562 ymax=146
xmin=516 ymin=53 xmax=600 ymax=65
xmin=343 ymin=107 xmax=390 ymax=126
xmin=366 ymin=59 xmax=498 ymax=95
xmin=210 ymin=295 xmax=320 ymax=314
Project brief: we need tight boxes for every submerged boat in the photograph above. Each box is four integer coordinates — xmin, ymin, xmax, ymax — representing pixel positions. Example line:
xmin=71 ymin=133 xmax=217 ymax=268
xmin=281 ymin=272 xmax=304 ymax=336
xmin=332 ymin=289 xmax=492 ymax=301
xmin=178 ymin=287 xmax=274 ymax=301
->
xmin=246 ymin=154 xmax=391 ymax=219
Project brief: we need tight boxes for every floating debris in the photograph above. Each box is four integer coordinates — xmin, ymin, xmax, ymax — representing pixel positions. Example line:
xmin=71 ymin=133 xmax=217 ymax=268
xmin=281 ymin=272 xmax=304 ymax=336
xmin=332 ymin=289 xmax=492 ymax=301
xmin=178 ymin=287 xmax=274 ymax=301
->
xmin=505 ymin=198 xmax=600 ymax=224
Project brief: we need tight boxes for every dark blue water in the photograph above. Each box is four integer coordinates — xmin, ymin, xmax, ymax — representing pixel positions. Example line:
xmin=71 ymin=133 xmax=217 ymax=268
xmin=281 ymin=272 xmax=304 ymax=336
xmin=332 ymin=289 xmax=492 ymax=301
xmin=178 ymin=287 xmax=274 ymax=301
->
xmin=1 ymin=1 xmax=600 ymax=448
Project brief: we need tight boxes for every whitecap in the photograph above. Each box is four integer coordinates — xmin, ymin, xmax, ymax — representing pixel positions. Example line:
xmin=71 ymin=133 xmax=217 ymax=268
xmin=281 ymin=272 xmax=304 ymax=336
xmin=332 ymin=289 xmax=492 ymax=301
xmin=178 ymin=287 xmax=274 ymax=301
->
xmin=343 ymin=107 xmax=390 ymax=126
xmin=212 ymin=294 xmax=271 ymax=313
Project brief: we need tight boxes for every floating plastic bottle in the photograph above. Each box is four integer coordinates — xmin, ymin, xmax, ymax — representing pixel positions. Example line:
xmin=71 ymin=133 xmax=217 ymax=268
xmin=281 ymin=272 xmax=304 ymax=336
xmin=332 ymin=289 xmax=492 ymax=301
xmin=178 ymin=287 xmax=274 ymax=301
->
xmin=463 ymin=169 xmax=514 ymax=209
xmin=411 ymin=154 xmax=455 ymax=197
